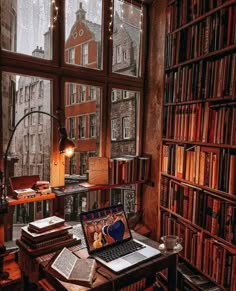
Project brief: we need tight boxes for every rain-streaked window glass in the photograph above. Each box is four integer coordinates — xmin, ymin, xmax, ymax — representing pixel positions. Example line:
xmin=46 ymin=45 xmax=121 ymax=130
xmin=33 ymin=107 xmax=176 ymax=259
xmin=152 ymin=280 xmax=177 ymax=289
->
xmin=1 ymin=72 xmax=52 ymax=226
xmin=110 ymin=88 xmax=138 ymax=157
xmin=112 ymin=0 xmax=143 ymax=77
xmin=1 ymin=0 xmax=52 ymax=60
xmin=65 ymin=0 xmax=103 ymax=70
xmin=110 ymin=88 xmax=140 ymax=215
xmin=1 ymin=72 xmax=52 ymax=179
xmin=64 ymin=82 xmax=101 ymax=176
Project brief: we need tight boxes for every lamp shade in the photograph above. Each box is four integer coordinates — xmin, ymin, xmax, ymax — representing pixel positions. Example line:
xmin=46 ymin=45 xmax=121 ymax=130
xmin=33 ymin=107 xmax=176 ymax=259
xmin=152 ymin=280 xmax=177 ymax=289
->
xmin=58 ymin=127 xmax=75 ymax=158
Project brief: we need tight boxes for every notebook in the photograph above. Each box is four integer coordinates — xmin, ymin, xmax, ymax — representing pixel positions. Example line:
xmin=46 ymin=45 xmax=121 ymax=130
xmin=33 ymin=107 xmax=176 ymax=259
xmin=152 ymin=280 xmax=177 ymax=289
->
xmin=80 ymin=205 xmax=161 ymax=273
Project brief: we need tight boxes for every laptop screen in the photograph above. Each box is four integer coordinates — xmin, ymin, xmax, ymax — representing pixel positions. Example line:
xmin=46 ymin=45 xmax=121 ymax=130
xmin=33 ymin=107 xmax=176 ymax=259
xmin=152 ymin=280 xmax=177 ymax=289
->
xmin=80 ymin=205 xmax=132 ymax=253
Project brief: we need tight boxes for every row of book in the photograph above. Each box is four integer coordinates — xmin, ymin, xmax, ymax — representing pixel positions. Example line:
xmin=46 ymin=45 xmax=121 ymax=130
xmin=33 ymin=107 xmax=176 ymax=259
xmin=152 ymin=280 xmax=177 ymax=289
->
xmin=160 ymin=177 xmax=236 ymax=243
xmin=165 ymin=5 xmax=236 ymax=67
xmin=163 ymin=103 xmax=236 ymax=145
xmin=166 ymin=0 xmax=229 ymax=32
xmin=162 ymin=144 xmax=236 ymax=194
xmin=108 ymin=155 xmax=150 ymax=185
xmin=161 ymin=211 xmax=236 ymax=290
xmin=16 ymin=216 xmax=81 ymax=257
xmin=163 ymin=104 xmax=203 ymax=142
xmin=164 ymin=54 xmax=236 ymax=103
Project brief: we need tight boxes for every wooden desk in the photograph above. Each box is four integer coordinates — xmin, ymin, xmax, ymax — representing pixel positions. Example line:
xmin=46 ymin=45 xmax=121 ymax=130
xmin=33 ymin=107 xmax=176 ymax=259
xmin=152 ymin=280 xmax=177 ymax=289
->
xmin=18 ymin=227 xmax=177 ymax=291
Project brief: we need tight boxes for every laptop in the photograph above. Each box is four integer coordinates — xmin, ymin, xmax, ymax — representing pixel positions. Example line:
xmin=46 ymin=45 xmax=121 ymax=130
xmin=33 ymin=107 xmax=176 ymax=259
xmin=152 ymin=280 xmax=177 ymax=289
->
xmin=79 ymin=205 xmax=161 ymax=273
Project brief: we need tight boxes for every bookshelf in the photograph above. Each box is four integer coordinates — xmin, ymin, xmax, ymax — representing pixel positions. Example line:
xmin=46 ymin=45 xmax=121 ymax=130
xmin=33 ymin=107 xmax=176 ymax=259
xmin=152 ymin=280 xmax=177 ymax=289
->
xmin=161 ymin=0 xmax=236 ymax=290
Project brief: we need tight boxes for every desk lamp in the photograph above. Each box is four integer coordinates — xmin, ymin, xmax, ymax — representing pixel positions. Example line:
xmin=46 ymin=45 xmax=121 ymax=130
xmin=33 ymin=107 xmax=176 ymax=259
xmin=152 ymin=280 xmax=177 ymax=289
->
xmin=0 ymin=110 xmax=75 ymax=279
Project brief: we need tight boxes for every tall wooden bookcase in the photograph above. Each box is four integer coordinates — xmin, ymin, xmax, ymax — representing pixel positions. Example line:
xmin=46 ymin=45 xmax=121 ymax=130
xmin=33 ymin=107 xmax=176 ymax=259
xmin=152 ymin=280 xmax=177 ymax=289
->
xmin=161 ymin=0 xmax=236 ymax=290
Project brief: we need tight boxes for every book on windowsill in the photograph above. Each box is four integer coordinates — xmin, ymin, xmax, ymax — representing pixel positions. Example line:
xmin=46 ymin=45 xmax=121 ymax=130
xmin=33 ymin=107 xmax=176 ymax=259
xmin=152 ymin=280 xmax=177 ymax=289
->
xmin=28 ymin=216 xmax=65 ymax=233
xmin=46 ymin=247 xmax=97 ymax=288
xmin=14 ymin=188 xmax=36 ymax=199
xmin=78 ymin=182 xmax=96 ymax=188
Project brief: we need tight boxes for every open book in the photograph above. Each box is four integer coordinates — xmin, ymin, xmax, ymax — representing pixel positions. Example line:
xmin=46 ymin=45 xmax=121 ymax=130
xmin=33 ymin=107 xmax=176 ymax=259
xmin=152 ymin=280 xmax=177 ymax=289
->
xmin=50 ymin=247 xmax=96 ymax=287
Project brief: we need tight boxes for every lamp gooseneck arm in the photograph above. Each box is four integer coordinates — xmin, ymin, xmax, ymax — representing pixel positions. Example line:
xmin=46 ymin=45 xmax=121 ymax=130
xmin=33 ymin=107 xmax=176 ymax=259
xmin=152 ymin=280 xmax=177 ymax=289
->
xmin=3 ymin=111 xmax=60 ymax=197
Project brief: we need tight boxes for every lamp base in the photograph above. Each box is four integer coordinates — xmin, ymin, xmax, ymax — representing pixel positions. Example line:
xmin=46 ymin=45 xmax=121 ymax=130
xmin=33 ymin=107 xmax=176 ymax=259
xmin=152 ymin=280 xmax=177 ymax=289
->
xmin=0 ymin=246 xmax=9 ymax=280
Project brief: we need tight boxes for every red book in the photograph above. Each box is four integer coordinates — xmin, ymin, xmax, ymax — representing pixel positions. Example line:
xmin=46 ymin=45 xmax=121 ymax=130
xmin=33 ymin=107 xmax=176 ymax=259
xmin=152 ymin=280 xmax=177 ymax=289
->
xmin=211 ymin=198 xmax=220 ymax=235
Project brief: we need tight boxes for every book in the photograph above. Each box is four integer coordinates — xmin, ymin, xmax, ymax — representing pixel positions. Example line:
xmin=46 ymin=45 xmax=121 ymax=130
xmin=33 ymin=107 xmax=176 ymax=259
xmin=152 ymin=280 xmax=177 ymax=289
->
xmin=88 ymin=157 xmax=109 ymax=185
xmin=21 ymin=233 xmax=77 ymax=249
xmin=16 ymin=235 xmax=80 ymax=257
xmin=14 ymin=188 xmax=36 ymax=199
xmin=48 ymin=247 xmax=96 ymax=287
xmin=21 ymin=224 xmax=72 ymax=243
xmin=28 ymin=216 xmax=65 ymax=233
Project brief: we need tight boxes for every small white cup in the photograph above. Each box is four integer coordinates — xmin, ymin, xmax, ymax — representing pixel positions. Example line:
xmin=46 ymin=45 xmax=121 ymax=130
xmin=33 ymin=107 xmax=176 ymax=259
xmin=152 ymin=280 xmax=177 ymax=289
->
xmin=161 ymin=235 xmax=182 ymax=250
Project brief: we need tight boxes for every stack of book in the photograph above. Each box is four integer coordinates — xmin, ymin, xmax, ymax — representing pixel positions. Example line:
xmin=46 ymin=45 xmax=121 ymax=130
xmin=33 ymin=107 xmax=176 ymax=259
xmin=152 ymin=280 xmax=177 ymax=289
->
xmin=16 ymin=216 xmax=81 ymax=256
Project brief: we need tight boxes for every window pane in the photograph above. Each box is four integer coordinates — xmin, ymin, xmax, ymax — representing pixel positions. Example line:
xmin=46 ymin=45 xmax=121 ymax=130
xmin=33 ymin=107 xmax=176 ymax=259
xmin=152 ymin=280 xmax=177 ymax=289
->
xmin=1 ymin=0 xmax=52 ymax=59
xmin=110 ymin=88 xmax=138 ymax=156
xmin=112 ymin=0 xmax=143 ymax=77
xmin=1 ymin=72 xmax=52 ymax=180
xmin=110 ymin=88 xmax=139 ymax=215
xmin=65 ymin=0 xmax=103 ymax=70
xmin=64 ymin=82 xmax=101 ymax=176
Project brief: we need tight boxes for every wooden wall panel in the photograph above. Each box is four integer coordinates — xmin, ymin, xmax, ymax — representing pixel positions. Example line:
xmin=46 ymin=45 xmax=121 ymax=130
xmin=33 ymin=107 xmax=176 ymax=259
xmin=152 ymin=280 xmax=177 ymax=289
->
xmin=142 ymin=0 xmax=166 ymax=240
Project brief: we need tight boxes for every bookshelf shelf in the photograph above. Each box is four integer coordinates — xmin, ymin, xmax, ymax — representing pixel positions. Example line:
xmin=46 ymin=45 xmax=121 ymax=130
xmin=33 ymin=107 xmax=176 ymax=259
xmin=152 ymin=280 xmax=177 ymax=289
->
xmin=168 ymin=0 xmax=236 ymax=34
xmin=165 ymin=44 xmax=236 ymax=71
xmin=161 ymin=173 xmax=236 ymax=201
xmin=162 ymin=0 xmax=236 ymax=290
xmin=160 ymin=205 xmax=236 ymax=248
xmin=162 ymin=139 xmax=236 ymax=149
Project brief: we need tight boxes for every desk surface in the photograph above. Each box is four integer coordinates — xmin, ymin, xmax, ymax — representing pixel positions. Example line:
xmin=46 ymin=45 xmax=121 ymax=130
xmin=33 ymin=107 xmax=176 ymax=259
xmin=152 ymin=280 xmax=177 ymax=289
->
xmin=17 ymin=225 xmax=177 ymax=291
xmin=41 ymin=230 xmax=177 ymax=291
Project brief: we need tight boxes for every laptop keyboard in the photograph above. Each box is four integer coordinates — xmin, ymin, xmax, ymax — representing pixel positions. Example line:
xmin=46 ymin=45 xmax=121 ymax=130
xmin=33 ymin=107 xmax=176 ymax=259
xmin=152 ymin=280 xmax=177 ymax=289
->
xmin=96 ymin=240 xmax=145 ymax=262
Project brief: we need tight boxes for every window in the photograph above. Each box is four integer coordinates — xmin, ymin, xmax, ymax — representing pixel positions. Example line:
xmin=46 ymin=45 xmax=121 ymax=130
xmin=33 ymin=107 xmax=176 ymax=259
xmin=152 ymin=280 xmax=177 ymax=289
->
xmin=30 ymin=135 xmax=36 ymax=153
xmin=39 ymin=81 xmax=44 ymax=98
xmin=111 ymin=90 xmax=117 ymax=102
xmin=123 ymin=50 xmax=127 ymax=61
xmin=79 ymin=115 xmax=86 ymax=138
xmin=80 ymin=152 xmax=87 ymax=175
xmin=80 ymin=86 xmax=86 ymax=103
xmin=89 ymin=114 xmax=96 ymax=138
xmin=69 ymin=117 xmax=75 ymax=139
xmin=68 ymin=48 xmax=75 ymax=64
xmin=19 ymin=88 xmax=23 ymax=103
xmin=110 ymin=88 xmax=139 ymax=156
xmin=112 ymin=0 xmax=143 ymax=77
xmin=24 ymin=109 xmax=29 ymax=127
xmin=38 ymin=134 xmax=43 ymax=152
xmin=111 ymin=119 xmax=118 ymax=141
xmin=123 ymin=90 xmax=129 ymax=99
xmin=25 ymin=86 xmax=29 ymax=101
xmin=69 ymin=83 xmax=76 ymax=104
xmin=38 ymin=106 xmax=43 ymax=124
xmin=1 ymin=0 xmax=52 ymax=59
xmin=116 ymin=45 xmax=121 ymax=63
xmin=65 ymin=0 xmax=103 ymax=70
xmin=1 ymin=0 xmax=145 ymax=234
xmin=90 ymin=87 xmax=97 ymax=101
xmin=31 ymin=107 xmax=36 ymax=125
xmin=81 ymin=43 xmax=88 ymax=65
xmin=123 ymin=117 xmax=130 ymax=139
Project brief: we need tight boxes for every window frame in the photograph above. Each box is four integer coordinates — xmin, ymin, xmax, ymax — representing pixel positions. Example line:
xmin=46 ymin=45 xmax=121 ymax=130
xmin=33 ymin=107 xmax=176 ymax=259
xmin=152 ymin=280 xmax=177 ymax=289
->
xmin=0 ymin=0 xmax=147 ymax=215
